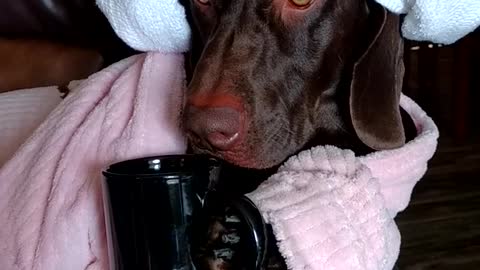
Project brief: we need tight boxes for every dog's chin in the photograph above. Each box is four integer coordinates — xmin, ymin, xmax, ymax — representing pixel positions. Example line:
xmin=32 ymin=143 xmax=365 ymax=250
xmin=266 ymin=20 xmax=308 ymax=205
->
xmin=218 ymin=151 xmax=279 ymax=169
xmin=189 ymin=143 xmax=284 ymax=170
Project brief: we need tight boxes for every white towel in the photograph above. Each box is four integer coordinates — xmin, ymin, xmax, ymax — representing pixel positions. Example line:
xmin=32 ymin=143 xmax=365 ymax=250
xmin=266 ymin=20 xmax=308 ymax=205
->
xmin=376 ymin=0 xmax=480 ymax=44
xmin=96 ymin=0 xmax=191 ymax=53
xmin=96 ymin=0 xmax=479 ymax=52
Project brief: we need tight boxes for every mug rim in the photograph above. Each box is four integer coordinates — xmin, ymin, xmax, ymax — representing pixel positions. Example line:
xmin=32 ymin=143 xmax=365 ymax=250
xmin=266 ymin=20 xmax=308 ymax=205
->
xmin=103 ymin=154 xmax=219 ymax=177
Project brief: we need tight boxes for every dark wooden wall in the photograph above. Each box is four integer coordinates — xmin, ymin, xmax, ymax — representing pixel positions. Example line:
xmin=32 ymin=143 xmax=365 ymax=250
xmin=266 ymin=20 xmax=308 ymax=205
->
xmin=396 ymin=28 xmax=480 ymax=269
xmin=402 ymin=29 xmax=480 ymax=144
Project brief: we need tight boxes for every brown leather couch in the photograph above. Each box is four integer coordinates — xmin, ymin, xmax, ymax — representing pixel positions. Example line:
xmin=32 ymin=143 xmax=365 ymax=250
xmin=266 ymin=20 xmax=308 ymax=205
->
xmin=0 ymin=0 xmax=135 ymax=92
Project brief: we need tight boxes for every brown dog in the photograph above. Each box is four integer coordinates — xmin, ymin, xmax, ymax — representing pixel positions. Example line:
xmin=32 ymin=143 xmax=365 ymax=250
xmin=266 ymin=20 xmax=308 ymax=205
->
xmin=183 ymin=0 xmax=415 ymax=171
xmin=182 ymin=1 xmax=414 ymax=268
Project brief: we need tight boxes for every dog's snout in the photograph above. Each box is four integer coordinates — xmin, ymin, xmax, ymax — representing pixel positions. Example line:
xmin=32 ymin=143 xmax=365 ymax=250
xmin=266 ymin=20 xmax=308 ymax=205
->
xmin=185 ymin=105 xmax=244 ymax=150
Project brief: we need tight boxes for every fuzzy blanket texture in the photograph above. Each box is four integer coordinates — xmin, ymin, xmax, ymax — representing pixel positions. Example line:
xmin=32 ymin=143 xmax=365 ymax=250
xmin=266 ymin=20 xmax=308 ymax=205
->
xmin=247 ymin=95 xmax=439 ymax=270
xmin=0 ymin=53 xmax=187 ymax=270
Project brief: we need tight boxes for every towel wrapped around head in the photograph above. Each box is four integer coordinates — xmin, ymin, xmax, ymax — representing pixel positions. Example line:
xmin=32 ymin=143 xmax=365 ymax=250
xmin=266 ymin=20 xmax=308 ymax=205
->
xmin=376 ymin=0 xmax=480 ymax=44
xmin=96 ymin=0 xmax=191 ymax=52
xmin=95 ymin=0 xmax=479 ymax=53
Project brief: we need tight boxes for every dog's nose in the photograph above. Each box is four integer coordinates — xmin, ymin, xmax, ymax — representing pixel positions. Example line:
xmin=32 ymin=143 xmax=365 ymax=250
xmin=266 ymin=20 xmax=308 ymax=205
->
xmin=185 ymin=105 xmax=243 ymax=150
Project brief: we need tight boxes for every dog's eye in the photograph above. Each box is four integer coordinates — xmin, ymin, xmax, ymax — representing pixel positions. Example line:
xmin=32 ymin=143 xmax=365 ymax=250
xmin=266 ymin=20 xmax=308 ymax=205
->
xmin=197 ymin=0 xmax=210 ymax=5
xmin=289 ymin=0 xmax=312 ymax=7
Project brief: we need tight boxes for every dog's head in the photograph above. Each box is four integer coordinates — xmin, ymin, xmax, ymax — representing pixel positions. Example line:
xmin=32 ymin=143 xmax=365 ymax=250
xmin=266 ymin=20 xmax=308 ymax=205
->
xmin=183 ymin=0 xmax=410 ymax=169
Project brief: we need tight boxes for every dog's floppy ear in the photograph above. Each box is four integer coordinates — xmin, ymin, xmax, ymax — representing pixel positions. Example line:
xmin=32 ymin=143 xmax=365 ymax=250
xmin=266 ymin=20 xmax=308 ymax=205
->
xmin=349 ymin=4 xmax=406 ymax=150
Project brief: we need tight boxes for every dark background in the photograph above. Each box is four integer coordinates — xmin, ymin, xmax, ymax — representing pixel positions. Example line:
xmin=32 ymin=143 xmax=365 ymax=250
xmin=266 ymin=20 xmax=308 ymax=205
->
xmin=396 ymin=29 xmax=480 ymax=269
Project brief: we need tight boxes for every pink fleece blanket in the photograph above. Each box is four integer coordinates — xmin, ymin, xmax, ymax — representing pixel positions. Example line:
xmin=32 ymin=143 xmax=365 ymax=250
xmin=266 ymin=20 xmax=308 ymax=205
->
xmin=0 ymin=52 xmax=187 ymax=269
xmin=247 ymin=95 xmax=439 ymax=270
xmin=0 ymin=52 xmax=438 ymax=270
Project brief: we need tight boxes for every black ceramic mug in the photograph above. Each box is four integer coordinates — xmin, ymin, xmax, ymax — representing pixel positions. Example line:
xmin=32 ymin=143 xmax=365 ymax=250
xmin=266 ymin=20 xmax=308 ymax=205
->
xmin=102 ymin=154 xmax=267 ymax=270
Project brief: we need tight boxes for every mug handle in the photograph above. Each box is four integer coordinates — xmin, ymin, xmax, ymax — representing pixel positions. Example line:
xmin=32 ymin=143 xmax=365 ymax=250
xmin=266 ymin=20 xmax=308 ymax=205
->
xmin=227 ymin=195 xmax=268 ymax=269
xmin=191 ymin=191 xmax=268 ymax=270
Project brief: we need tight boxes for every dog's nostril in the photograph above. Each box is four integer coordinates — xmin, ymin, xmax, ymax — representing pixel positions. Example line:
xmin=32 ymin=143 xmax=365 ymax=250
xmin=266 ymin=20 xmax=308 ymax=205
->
xmin=185 ymin=106 xmax=243 ymax=150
